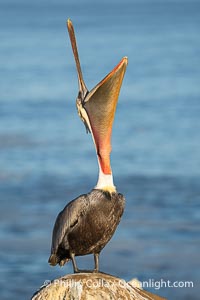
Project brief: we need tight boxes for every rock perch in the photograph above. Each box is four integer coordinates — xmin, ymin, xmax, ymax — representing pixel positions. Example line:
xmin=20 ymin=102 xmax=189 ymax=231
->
xmin=31 ymin=272 xmax=166 ymax=300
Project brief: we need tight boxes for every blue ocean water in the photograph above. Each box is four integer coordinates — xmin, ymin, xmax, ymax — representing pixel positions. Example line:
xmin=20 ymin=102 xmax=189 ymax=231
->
xmin=0 ymin=0 xmax=200 ymax=299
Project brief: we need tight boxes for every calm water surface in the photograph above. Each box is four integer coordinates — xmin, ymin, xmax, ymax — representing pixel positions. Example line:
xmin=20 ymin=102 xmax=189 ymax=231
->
xmin=0 ymin=0 xmax=200 ymax=299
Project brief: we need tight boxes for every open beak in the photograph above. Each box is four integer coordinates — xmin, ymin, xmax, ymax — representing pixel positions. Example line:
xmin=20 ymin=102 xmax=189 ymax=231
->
xmin=67 ymin=19 xmax=128 ymax=175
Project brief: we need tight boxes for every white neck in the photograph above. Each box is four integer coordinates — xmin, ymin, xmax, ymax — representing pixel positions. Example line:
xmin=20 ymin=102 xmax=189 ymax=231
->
xmin=94 ymin=158 xmax=116 ymax=192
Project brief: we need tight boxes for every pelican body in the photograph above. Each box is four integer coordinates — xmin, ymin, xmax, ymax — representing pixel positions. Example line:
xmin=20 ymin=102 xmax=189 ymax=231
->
xmin=48 ymin=20 xmax=128 ymax=273
xmin=49 ymin=190 xmax=124 ymax=272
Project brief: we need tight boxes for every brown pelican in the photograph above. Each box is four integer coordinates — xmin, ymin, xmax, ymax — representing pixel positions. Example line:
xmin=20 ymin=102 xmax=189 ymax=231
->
xmin=48 ymin=19 xmax=128 ymax=273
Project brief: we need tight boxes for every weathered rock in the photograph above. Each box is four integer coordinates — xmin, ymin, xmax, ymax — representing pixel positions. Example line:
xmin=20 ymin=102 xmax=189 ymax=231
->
xmin=31 ymin=272 xmax=166 ymax=300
